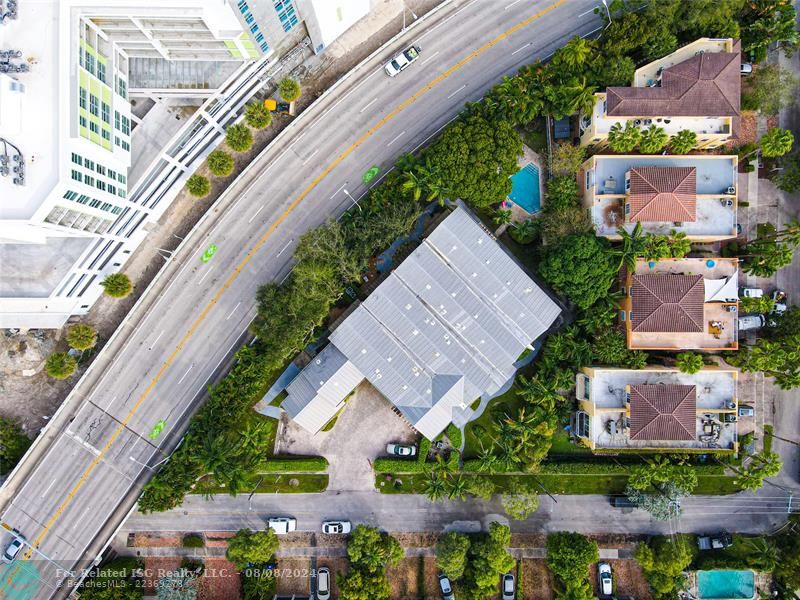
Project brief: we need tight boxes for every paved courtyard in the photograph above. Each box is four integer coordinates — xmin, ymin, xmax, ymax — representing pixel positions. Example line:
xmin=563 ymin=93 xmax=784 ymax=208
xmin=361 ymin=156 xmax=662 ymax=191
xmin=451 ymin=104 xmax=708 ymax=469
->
xmin=275 ymin=382 xmax=417 ymax=492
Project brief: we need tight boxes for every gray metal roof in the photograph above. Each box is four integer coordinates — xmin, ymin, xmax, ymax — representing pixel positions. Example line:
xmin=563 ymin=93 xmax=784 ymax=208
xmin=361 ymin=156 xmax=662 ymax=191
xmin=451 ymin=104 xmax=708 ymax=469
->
xmin=284 ymin=206 xmax=561 ymax=439
xmin=282 ymin=344 xmax=364 ymax=433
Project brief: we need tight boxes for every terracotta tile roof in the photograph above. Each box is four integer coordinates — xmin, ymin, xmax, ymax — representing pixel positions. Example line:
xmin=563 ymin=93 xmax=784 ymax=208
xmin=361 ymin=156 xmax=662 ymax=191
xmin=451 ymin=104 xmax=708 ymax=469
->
xmin=630 ymin=273 xmax=705 ymax=332
xmin=607 ymin=41 xmax=741 ymax=117
xmin=628 ymin=167 xmax=697 ymax=222
xmin=629 ymin=384 xmax=696 ymax=441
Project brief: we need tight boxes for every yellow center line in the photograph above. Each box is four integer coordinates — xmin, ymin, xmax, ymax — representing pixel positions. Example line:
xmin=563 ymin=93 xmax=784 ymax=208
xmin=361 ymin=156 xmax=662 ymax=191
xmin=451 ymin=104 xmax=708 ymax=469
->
xmin=11 ymin=0 xmax=567 ymax=584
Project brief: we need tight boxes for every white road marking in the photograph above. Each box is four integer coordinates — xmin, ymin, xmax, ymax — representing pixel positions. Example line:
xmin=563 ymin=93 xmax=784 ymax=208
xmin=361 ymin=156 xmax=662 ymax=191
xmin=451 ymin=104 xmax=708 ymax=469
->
xmin=578 ymin=6 xmax=597 ymax=17
xmin=447 ymin=85 xmax=467 ymax=100
xmin=276 ymin=239 xmax=294 ymax=258
xmin=511 ymin=43 xmax=531 ymax=56
xmin=544 ymin=50 xmax=555 ymax=59
xmin=330 ymin=182 xmax=347 ymax=199
xmin=226 ymin=302 xmax=241 ymax=321
xmin=302 ymin=148 xmax=319 ymax=165
xmin=359 ymin=97 xmax=378 ymax=113
xmin=420 ymin=51 xmax=440 ymax=66
xmin=504 ymin=0 xmax=525 ymax=9
xmin=148 ymin=330 xmax=164 ymax=350
xmin=41 ymin=479 xmax=57 ymax=498
xmin=582 ymin=25 xmax=602 ymax=37
xmin=177 ymin=364 xmax=194 ymax=385
xmin=248 ymin=205 xmax=265 ymax=224
xmin=387 ymin=130 xmax=406 ymax=146
xmin=197 ymin=266 xmax=214 ymax=285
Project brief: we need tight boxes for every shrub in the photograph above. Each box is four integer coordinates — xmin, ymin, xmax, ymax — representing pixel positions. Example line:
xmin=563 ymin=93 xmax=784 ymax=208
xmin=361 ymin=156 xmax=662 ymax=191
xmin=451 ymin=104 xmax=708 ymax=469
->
xmin=207 ymin=149 xmax=235 ymax=177
xmin=669 ymin=129 xmax=697 ymax=154
xmin=186 ymin=174 xmax=210 ymax=198
xmin=550 ymin=143 xmax=585 ymax=177
xmin=0 ymin=417 xmax=31 ymax=475
xmin=546 ymin=532 xmax=598 ymax=581
xmin=100 ymin=273 xmax=132 ymax=298
xmin=445 ymin=424 xmax=463 ymax=449
xmin=374 ymin=458 xmax=427 ymax=473
xmin=45 ymin=352 xmax=77 ymax=379
xmin=226 ymin=123 xmax=254 ymax=153
xmin=545 ymin=176 xmax=580 ymax=211
xmin=257 ymin=456 xmax=328 ymax=472
xmin=418 ymin=438 xmax=431 ymax=464
xmin=182 ymin=534 xmax=204 ymax=548
xmin=676 ymin=352 xmax=704 ymax=374
xmin=245 ymin=101 xmax=272 ymax=129
xmin=278 ymin=78 xmax=301 ymax=102
xmin=760 ymin=127 xmax=794 ymax=158
xmin=66 ymin=324 xmax=97 ymax=351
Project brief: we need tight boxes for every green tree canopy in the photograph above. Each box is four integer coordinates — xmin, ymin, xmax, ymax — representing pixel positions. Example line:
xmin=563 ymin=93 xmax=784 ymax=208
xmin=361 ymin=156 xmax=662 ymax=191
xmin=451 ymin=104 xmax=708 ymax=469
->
xmin=607 ymin=121 xmax=641 ymax=153
xmin=436 ymin=531 xmax=471 ymax=580
xmin=66 ymin=323 xmax=97 ymax=351
xmin=337 ymin=567 xmax=391 ymax=600
xmin=545 ymin=176 xmax=580 ymax=211
xmin=225 ymin=529 xmax=279 ymax=570
xmin=550 ymin=143 xmax=586 ymax=177
xmin=742 ymin=64 xmax=799 ymax=116
xmin=45 ymin=352 xmax=78 ymax=379
xmin=501 ymin=485 xmax=540 ymax=520
xmin=346 ymin=525 xmax=403 ymax=574
xmin=669 ymin=130 xmax=697 ymax=154
xmin=0 ymin=417 xmax=30 ymax=475
xmin=538 ymin=234 xmax=616 ymax=310
xmin=244 ymin=101 xmax=272 ymax=129
xmin=207 ymin=149 xmax=235 ymax=177
xmin=101 ymin=273 xmax=132 ymax=298
xmin=463 ymin=523 xmax=515 ymax=599
xmin=638 ymin=125 xmax=669 ymax=154
xmin=226 ymin=123 xmax=254 ymax=153
xmin=422 ymin=114 xmax=522 ymax=209
xmin=635 ymin=536 xmax=694 ymax=598
xmin=591 ymin=328 xmax=647 ymax=368
xmin=760 ymin=127 xmax=794 ymax=157
xmin=186 ymin=174 xmax=210 ymax=198
xmin=546 ymin=532 xmax=598 ymax=582
xmin=278 ymin=78 xmax=301 ymax=102
xmin=676 ymin=352 xmax=704 ymax=374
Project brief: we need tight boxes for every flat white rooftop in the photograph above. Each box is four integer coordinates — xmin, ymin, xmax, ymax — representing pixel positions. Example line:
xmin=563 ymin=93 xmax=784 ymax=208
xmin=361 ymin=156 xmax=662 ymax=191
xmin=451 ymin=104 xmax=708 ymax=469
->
xmin=0 ymin=0 xmax=60 ymax=221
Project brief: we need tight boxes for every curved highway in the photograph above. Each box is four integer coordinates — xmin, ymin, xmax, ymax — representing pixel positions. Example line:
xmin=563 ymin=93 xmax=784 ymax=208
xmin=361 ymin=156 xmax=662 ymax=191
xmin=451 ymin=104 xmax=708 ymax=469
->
xmin=0 ymin=1 xmax=602 ymax=596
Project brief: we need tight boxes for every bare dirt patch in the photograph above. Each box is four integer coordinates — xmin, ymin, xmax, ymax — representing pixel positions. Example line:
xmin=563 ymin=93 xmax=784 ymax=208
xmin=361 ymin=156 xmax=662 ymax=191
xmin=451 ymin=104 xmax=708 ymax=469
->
xmin=274 ymin=557 xmax=313 ymax=596
xmin=134 ymin=533 xmax=180 ymax=548
xmin=205 ymin=532 xmax=236 ymax=548
xmin=387 ymin=556 xmax=424 ymax=600
xmin=524 ymin=559 xmax=555 ymax=600
xmin=319 ymin=556 xmax=349 ymax=599
xmin=423 ymin=556 xmax=442 ymax=600
xmin=142 ymin=557 xmax=182 ymax=595
xmin=198 ymin=558 xmax=241 ymax=600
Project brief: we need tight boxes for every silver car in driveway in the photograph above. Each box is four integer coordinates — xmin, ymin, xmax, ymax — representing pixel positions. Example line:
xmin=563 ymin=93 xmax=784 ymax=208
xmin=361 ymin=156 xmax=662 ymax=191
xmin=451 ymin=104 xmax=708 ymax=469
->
xmin=502 ymin=572 xmax=515 ymax=599
xmin=316 ymin=566 xmax=331 ymax=600
xmin=598 ymin=562 xmax=613 ymax=596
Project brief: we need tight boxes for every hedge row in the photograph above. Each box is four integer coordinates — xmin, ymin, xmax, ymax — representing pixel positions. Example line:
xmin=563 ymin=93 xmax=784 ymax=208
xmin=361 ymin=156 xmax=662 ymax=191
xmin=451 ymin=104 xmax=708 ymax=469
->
xmin=257 ymin=456 xmax=328 ymax=473
xmin=374 ymin=457 xmax=428 ymax=473
xmin=445 ymin=424 xmax=463 ymax=449
xmin=405 ymin=460 xmax=727 ymax=476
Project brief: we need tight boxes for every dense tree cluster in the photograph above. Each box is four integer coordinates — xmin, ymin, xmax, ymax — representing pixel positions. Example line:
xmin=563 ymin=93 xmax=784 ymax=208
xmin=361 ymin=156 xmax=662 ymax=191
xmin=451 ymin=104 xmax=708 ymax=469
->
xmin=546 ymin=532 xmax=598 ymax=600
xmin=338 ymin=526 xmax=403 ymax=600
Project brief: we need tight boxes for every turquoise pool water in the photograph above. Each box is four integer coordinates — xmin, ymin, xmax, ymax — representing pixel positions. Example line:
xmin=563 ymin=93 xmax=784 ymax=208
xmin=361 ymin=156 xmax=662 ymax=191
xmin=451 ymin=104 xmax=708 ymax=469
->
xmin=508 ymin=163 xmax=541 ymax=214
xmin=697 ymin=570 xmax=755 ymax=599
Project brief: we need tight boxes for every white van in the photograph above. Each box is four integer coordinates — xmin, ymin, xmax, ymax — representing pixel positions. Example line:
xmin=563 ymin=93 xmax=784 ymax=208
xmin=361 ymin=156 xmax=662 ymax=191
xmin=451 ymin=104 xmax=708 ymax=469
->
xmin=316 ymin=567 xmax=331 ymax=600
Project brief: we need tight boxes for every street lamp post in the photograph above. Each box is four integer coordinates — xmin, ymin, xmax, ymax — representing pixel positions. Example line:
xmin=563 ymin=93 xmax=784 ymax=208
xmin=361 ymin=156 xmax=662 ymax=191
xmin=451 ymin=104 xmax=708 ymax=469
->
xmin=343 ymin=188 xmax=362 ymax=212
xmin=402 ymin=1 xmax=418 ymax=31
xmin=601 ymin=0 xmax=612 ymax=23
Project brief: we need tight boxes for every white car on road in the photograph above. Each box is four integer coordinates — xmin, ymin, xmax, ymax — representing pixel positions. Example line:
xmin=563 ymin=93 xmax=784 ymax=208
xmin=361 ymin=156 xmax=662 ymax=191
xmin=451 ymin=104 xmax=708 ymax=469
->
xmin=267 ymin=517 xmax=297 ymax=535
xmin=322 ymin=520 xmax=352 ymax=534
xmin=2 ymin=536 xmax=24 ymax=563
xmin=384 ymin=45 xmax=421 ymax=77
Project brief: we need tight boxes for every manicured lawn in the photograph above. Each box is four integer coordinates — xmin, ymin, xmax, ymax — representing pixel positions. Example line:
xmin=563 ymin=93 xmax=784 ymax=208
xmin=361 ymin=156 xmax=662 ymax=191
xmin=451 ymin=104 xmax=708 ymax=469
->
xmin=463 ymin=383 xmax=524 ymax=459
xmin=199 ymin=474 xmax=328 ymax=495
xmin=695 ymin=475 xmax=743 ymax=495
xmin=548 ymin=429 xmax=593 ymax=457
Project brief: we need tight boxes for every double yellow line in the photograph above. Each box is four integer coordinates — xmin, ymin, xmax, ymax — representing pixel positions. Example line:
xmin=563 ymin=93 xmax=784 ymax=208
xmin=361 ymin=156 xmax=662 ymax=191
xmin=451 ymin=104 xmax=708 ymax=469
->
xmin=10 ymin=0 xmax=568 ymax=590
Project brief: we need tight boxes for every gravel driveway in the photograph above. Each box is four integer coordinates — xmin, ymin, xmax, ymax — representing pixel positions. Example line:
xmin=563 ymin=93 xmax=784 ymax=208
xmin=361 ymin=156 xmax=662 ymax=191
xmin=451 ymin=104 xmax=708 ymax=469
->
xmin=275 ymin=382 xmax=418 ymax=491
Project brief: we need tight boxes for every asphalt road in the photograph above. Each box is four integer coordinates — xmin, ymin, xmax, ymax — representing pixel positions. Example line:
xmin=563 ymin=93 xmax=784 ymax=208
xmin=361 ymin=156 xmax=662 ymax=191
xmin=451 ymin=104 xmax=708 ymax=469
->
xmin=121 ymin=489 xmax=796 ymax=536
xmin=0 ymin=1 xmax=605 ymax=597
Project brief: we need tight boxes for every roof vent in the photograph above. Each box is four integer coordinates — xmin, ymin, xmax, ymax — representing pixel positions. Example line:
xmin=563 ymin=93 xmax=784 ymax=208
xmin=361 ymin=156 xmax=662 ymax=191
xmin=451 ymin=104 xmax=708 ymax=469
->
xmin=361 ymin=348 xmax=367 ymax=354
xmin=471 ymin=272 xmax=478 ymax=277
xmin=402 ymin=385 xmax=408 ymax=390
xmin=477 ymin=239 xmax=483 ymax=244
xmin=405 ymin=303 xmax=411 ymax=310
xmin=387 ymin=357 xmax=393 ymax=362
xmin=426 ymin=284 xmax=431 ymax=290
xmin=426 ymin=389 xmax=431 ymax=394
xmin=412 ymin=329 xmax=419 ymax=335
xmin=315 ymin=359 xmax=321 ymax=364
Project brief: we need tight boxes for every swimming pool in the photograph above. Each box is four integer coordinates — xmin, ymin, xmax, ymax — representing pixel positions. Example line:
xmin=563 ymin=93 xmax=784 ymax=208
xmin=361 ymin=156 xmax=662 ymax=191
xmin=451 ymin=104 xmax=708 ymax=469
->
xmin=508 ymin=163 xmax=541 ymax=214
xmin=697 ymin=570 xmax=755 ymax=599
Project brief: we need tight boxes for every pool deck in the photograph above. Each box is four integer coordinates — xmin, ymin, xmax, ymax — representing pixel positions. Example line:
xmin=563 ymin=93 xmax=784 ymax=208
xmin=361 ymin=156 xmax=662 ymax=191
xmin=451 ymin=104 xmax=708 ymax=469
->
xmin=507 ymin=144 xmax=544 ymax=222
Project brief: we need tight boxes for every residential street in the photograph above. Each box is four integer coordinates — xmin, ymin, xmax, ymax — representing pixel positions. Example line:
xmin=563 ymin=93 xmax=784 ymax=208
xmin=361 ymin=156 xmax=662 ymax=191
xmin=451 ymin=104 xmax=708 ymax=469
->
xmin=0 ymin=2 xmax=605 ymax=597
xmin=121 ymin=488 xmax=795 ymax=537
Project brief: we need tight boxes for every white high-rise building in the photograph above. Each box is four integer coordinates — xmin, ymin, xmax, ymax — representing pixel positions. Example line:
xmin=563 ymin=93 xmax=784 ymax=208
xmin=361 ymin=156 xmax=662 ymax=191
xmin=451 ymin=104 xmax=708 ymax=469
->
xmin=0 ymin=0 xmax=370 ymax=329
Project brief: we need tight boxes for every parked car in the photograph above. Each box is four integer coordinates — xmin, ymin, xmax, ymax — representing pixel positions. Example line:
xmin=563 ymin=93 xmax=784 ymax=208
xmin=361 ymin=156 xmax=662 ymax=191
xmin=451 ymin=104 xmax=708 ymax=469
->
xmin=737 ymin=405 xmax=755 ymax=417
xmin=722 ymin=413 xmax=737 ymax=423
xmin=502 ymin=572 xmax=516 ymax=600
xmin=738 ymin=314 xmax=765 ymax=331
xmin=267 ymin=517 xmax=297 ymax=535
xmin=2 ymin=536 xmax=23 ymax=564
xmin=384 ymin=45 xmax=421 ymax=77
xmin=316 ymin=567 xmax=331 ymax=600
xmin=438 ymin=574 xmax=455 ymax=600
xmin=322 ymin=520 xmax=352 ymax=534
xmin=697 ymin=532 xmax=733 ymax=550
xmin=386 ymin=443 xmax=417 ymax=457
xmin=740 ymin=287 xmax=763 ymax=298
xmin=740 ymin=62 xmax=753 ymax=75
xmin=598 ymin=562 xmax=613 ymax=596
xmin=610 ymin=495 xmax=637 ymax=508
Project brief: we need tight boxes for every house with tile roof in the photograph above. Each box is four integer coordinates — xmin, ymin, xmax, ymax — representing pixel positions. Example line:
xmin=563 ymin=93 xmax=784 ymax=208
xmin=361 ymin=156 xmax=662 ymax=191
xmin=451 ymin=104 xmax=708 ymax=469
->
xmin=579 ymin=38 xmax=742 ymax=149
xmin=621 ymin=258 xmax=739 ymax=350
xmin=281 ymin=206 xmax=562 ymax=439
xmin=574 ymin=366 xmax=739 ymax=452
xmin=579 ymin=154 xmax=739 ymax=241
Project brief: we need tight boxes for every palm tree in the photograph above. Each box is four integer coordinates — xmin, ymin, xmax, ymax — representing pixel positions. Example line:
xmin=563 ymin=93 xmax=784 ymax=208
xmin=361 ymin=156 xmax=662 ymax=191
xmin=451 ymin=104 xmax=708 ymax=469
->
xmin=66 ymin=323 xmax=97 ymax=351
xmin=100 ymin=273 xmax=132 ymax=298
xmin=745 ymin=537 xmax=779 ymax=571
xmin=45 ymin=352 xmax=77 ymax=379
xmin=669 ymin=129 xmax=697 ymax=154
xmin=422 ymin=472 xmax=447 ymax=501
xmin=401 ymin=171 xmax=425 ymax=201
xmin=198 ymin=433 xmax=235 ymax=475
xmin=614 ymin=222 xmax=646 ymax=271
xmin=446 ymin=475 xmax=469 ymax=501
xmin=493 ymin=208 xmax=512 ymax=226
xmin=475 ymin=444 xmax=498 ymax=473
xmin=607 ymin=121 xmax=641 ymax=153
xmin=676 ymin=352 xmax=704 ymax=374
xmin=555 ymin=36 xmax=593 ymax=69
xmin=760 ymin=127 xmax=794 ymax=157
xmin=395 ymin=152 xmax=417 ymax=172
xmin=565 ymin=78 xmax=597 ymax=116
xmin=639 ymin=125 xmax=669 ymax=154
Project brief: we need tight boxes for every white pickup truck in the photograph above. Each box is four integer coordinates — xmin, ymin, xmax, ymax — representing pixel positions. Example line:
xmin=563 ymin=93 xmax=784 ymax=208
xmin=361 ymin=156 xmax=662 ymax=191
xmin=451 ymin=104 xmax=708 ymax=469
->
xmin=267 ymin=517 xmax=297 ymax=535
xmin=384 ymin=45 xmax=421 ymax=77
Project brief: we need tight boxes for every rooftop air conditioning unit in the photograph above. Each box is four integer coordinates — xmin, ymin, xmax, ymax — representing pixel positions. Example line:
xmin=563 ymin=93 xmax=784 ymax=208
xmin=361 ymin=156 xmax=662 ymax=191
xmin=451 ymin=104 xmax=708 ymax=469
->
xmin=726 ymin=186 xmax=736 ymax=195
